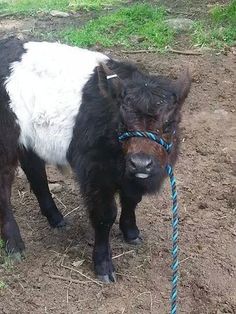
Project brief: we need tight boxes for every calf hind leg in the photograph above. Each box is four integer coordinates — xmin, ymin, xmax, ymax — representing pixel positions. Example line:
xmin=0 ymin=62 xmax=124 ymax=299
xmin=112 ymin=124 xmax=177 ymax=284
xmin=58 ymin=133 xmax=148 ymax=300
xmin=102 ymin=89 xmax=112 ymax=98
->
xmin=19 ymin=149 xmax=66 ymax=228
xmin=0 ymin=164 xmax=25 ymax=255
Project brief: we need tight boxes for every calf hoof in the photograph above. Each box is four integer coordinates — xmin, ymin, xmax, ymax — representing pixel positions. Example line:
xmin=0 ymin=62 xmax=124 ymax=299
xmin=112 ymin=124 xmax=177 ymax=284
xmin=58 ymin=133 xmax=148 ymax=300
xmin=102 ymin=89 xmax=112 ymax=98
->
xmin=54 ymin=217 xmax=67 ymax=228
xmin=120 ymin=224 xmax=141 ymax=243
xmin=2 ymin=222 xmax=25 ymax=256
xmin=125 ymin=235 xmax=143 ymax=245
xmin=47 ymin=214 xmax=67 ymax=229
xmin=121 ymin=226 xmax=142 ymax=245
xmin=97 ymin=272 xmax=116 ymax=283
xmin=94 ymin=255 xmax=116 ymax=284
xmin=52 ymin=218 xmax=72 ymax=235
xmin=5 ymin=237 xmax=25 ymax=256
xmin=9 ymin=252 xmax=25 ymax=263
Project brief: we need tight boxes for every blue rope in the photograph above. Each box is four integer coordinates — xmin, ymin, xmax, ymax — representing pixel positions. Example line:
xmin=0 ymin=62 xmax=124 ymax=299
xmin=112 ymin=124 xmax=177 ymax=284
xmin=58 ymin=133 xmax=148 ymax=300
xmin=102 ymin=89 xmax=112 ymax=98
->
xmin=118 ymin=131 xmax=173 ymax=153
xmin=118 ymin=131 xmax=179 ymax=314
xmin=166 ymin=164 xmax=179 ymax=314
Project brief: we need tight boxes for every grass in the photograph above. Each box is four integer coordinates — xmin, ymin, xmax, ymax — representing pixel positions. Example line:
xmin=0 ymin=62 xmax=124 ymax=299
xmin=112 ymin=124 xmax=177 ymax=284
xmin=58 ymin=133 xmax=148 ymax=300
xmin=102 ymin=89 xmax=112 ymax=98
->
xmin=0 ymin=281 xmax=7 ymax=289
xmin=60 ymin=4 xmax=174 ymax=50
xmin=192 ymin=0 xmax=236 ymax=49
xmin=0 ymin=0 xmax=124 ymax=15
xmin=0 ymin=238 xmax=13 ymax=271
xmin=0 ymin=239 xmax=4 ymax=249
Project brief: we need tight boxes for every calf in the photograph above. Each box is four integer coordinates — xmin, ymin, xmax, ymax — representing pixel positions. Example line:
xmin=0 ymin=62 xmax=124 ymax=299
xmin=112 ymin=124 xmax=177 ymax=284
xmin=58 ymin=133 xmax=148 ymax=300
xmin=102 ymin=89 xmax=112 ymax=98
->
xmin=0 ymin=37 xmax=191 ymax=282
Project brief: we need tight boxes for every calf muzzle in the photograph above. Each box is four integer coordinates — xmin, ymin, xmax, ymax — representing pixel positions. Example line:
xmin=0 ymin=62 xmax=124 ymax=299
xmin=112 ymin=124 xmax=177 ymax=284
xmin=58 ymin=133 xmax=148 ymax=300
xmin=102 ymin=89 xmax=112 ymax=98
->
xmin=126 ymin=153 xmax=156 ymax=179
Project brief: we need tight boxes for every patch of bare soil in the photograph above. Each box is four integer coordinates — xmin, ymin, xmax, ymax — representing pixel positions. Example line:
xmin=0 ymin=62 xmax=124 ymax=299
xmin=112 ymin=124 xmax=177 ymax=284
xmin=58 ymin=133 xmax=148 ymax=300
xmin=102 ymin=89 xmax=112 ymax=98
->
xmin=0 ymin=12 xmax=92 ymax=41
xmin=0 ymin=2 xmax=236 ymax=313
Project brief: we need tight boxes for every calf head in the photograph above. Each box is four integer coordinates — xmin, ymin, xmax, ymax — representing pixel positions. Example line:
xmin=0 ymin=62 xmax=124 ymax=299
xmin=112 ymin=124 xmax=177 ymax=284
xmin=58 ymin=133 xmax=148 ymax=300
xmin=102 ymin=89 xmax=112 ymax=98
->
xmin=97 ymin=63 xmax=191 ymax=192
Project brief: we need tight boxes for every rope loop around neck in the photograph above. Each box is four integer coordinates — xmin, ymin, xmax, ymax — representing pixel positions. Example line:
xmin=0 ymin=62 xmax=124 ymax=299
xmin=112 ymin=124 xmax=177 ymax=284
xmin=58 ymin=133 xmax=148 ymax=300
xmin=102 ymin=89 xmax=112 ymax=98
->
xmin=118 ymin=130 xmax=173 ymax=153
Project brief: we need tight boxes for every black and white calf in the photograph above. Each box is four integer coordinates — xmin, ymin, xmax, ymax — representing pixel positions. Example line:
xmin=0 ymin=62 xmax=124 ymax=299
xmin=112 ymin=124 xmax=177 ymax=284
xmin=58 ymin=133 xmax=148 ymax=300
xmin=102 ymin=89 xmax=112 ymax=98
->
xmin=0 ymin=37 xmax=191 ymax=282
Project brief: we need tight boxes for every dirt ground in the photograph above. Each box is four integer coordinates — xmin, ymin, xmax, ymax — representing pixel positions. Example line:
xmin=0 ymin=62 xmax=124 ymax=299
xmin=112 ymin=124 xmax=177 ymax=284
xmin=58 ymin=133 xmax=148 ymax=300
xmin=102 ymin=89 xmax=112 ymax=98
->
xmin=0 ymin=1 xmax=236 ymax=313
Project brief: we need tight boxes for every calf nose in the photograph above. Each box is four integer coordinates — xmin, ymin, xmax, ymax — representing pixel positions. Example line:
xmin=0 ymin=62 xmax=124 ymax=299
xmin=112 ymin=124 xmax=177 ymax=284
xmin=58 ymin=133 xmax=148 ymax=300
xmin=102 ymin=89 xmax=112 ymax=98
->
xmin=128 ymin=154 xmax=154 ymax=177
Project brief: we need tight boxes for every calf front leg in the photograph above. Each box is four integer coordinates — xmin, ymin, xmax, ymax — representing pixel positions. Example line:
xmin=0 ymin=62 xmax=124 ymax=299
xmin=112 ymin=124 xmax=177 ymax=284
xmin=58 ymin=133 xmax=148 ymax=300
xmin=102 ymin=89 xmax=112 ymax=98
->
xmin=119 ymin=191 xmax=142 ymax=244
xmin=0 ymin=166 xmax=25 ymax=255
xmin=88 ymin=193 xmax=117 ymax=283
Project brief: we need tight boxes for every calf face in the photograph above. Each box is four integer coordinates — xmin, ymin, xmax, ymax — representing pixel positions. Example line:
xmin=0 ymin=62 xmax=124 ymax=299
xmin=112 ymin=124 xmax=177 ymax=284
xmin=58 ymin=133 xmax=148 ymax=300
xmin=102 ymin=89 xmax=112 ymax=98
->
xmin=97 ymin=63 xmax=191 ymax=192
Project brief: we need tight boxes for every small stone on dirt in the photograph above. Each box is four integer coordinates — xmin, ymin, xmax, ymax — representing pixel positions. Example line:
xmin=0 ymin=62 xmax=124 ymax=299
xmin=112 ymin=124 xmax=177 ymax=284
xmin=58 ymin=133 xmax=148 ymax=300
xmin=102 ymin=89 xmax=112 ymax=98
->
xmin=198 ymin=202 xmax=208 ymax=209
xmin=50 ymin=10 xmax=70 ymax=17
xmin=48 ymin=183 xmax=63 ymax=193
xmin=165 ymin=18 xmax=194 ymax=31
xmin=16 ymin=167 xmax=26 ymax=179
xmin=130 ymin=35 xmax=145 ymax=44
xmin=214 ymin=109 xmax=229 ymax=118
xmin=230 ymin=46 xmax=236 ymax=55
xmin=72 ymin=260 xmax=84 ymax=267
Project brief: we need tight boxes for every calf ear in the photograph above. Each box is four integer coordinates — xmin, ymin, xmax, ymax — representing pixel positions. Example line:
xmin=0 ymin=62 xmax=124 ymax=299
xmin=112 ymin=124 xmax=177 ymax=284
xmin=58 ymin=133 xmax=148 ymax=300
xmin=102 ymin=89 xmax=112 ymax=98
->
xmin=97 ymin=62 xmax=123 ymax=100
xmin=173 ymin=68 xmax=191 ymax=106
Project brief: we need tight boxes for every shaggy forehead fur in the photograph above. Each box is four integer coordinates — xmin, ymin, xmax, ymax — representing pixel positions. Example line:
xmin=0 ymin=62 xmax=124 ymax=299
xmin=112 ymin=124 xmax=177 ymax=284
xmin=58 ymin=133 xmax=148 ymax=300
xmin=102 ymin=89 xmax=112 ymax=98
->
xmin=107 ymin=60 xmax=176 ymax=118
xmin=123 ymin=79 xmax=175 ymax=114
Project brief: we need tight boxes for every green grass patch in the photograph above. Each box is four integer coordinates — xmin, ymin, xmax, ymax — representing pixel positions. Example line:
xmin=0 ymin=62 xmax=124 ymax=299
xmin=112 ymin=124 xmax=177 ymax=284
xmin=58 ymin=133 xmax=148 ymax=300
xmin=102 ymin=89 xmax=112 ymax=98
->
xmin=0 ymin=239 xmax=9 ymax=268
xmin=60 ymin=4 xmax=174 ymax=50
xmin=0 ymin=240 xmax=8 ymax=291
xmin=211 ymin=0 xmax=236 ymax=24
xmin=0 ymin=243 xmax=14 ymax=271
xmin=0 ymin=281 xmax=7 ymax=289
xmin=69 ymin=0 xmax=124 ymax=11
xmin=0 ymin=0 xmax=124 ymax=15
xmin=0 ymin=239 xmax=4 ymax=250
xmin=192 ymin=0 xmax=236 ymax=49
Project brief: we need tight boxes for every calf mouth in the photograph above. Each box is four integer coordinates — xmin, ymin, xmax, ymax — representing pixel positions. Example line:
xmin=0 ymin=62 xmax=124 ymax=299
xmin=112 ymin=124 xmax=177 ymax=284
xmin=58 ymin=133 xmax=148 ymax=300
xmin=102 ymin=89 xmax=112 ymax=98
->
xmin=124 ymin=170 xmax=166 ymax=194
xmin=135 ymin=173 xmax=150 ymax=179
xmin=123 ymin=154 xmax=167 ymax=194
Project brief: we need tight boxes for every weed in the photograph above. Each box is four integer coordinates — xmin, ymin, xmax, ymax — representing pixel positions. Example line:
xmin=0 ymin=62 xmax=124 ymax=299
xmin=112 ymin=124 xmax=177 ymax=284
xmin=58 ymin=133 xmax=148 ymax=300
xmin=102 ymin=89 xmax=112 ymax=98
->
xmin=0 ymin=239 xmax=13 ymax=271
xmin=0 ymin=239 xmax=4 ymax=250
xmin=0 ymin=281 xmax=7 ymax=289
